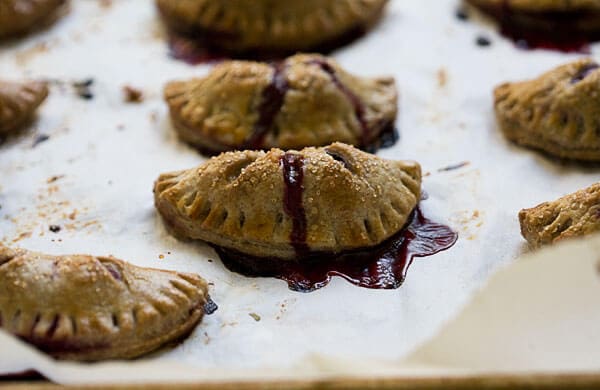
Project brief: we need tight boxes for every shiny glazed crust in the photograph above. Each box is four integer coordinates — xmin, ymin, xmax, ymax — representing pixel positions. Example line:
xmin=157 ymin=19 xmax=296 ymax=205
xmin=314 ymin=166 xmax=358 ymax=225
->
xmin=0 ymin=246 xmax=209 ymax=361
xmin=0 ymin=0 xmax=66 ymax=38
xmin=164 ymin=54 xmax=397 ymax=154
xmin=156 ymin=0 xmax=388 ymax=53
xmin=494 ymin=58 xmax=600 ymax=161
xmin=0 ymin=80 xmax=48 ymax=135
xmin=519 ymin=182 xmax=600 ymax=248
xmin=154 ymin=142 xmax=421 ymax=259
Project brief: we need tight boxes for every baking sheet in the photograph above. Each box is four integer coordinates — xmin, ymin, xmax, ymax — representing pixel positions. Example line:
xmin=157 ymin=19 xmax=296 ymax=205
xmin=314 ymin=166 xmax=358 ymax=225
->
xmin=4 ymin=234 xmax=600 ymax=384
xmin=1 ymin=0 xmax=600 ymax=384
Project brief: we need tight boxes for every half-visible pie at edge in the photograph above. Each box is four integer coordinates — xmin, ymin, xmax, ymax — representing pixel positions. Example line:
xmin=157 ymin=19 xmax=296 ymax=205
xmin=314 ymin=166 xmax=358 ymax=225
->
xmin=494 ymin=58 xmax=600 ymax=161
xmin=520 ymin=182 xmax=600 ymax=248
xmin=0 ymin=80 xmax=48 ymax=135
xmin=0 ymin=0 xmax=66 ymax=38
xmin=0 ymin=245 xmax=210 ymax=361
xmin=156 ymin=0 xmax=389 ymax=54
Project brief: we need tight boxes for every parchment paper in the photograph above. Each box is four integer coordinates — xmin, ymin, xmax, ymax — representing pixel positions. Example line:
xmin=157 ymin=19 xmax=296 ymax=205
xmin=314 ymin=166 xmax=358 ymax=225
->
xmin=1 ymin=0 xmax=600 ymax=384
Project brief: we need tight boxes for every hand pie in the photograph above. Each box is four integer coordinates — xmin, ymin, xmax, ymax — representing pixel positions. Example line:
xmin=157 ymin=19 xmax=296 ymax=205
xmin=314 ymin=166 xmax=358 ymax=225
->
xmin=0 ymin=0 xmax=66 ymax=39
xmin=467 ymin=0 xmax=600 ymax=13
xmin=164 ymin=54 xmax=397 ymax=154
xmin=156 ymin=0 xmax=388 ymax=55
xmin=0 ymin=80 xmax=48 ymax=135
xmin=154 ymin=142 xmax=421 ymax=260
xmin=465 ymin=0 xmax=600 ymax=43
xmin=0 ymin=245 xmax=210 ymax=361
xmin=519 ymin=182 xmax=600 ymax=248
xmin=494 ymin=59 xmax=600 ymax=161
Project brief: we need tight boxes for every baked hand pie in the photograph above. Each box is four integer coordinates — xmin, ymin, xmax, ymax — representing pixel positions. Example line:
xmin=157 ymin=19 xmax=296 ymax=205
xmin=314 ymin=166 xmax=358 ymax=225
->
xmin=494 ymin=58 xmax=600 ymax=161
xmin=156 ymin=0 xmax=388 ymax=55
xmin=0 ymin=80 xmax=48 ymax=135
xmin=154 ymin=142 xmax=421 ymax=260
xmin=0 ymin=245 xmax=210 ymax=361
xmin=0 ymin=0 xmax=66 ymax=39
xmin=519 ymin=182 xmax=600 ymax=248
xmin=465 ymin=0 xmax=600 ymax=45
xmin=519 ymin=183 xmax=600 ymax=247
xmin=164 ymin=54 xmax=397 ymax=154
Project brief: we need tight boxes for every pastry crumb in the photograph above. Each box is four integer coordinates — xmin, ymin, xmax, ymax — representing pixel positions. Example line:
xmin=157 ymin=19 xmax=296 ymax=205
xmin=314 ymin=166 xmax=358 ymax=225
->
xmin=123 ymin=85 xmax=144 ymax=103
xmin=438 ymin=161 xmax=470 ymax=172
xmin=249 ymin=313 xmax=261 ymax=322
xmin=49 ymin=225 xmax=61 ymax=233
xmin=73 ymin=79 xmax=94 ymax=100
xmin=47 ymin=175 xmax=65 ymax=184
xmin=437 ymin=68 xmax=448 ymax=88
xmin=11 ymin=232 xmax=32 ymax=243
xmin=32 ymin=134 xmax=50 ymax=148
xmin=149 ymin=110 xmax=159 ymax=123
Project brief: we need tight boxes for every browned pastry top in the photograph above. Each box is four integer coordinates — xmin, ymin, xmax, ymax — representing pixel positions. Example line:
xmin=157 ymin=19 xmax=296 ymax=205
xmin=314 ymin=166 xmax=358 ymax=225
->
xmin=494 ymin=58 xmax=600 ymax=161
xmin=154 ymin=142 xmax=421 ymax=260
xmin=0 ymin=80 xmax=48 ymax=135
xmin=164 ymin=53 xmax=397 ymax=154
xmin=520 ymin=182 xmax=600 ymax=248
xmin=0 ymin=245 xmax=209 ymax=361
xmin=0 ymin=0 xmax=66 ymax=38
xmin=156 ymin=0 xmax=388 ymax=54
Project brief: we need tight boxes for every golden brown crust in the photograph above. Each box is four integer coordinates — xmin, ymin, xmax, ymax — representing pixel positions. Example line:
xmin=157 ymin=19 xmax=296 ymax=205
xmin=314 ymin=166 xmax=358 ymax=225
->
xmin=519 ymin=182 xmax=600 ymax=248
xmin=0 ymin=80 xmax=48 ymax=135
xmin=154 ymin=142 xmax=421 ymax=259
xmin=164 ymin=54 xmax=397 ymax=154
xmin=494 ymin=58 xmax=600 ymax=161
xmin=0 ymin=245 xmax=209 ymax=361
xmin=156 ymin=0 xmax=388 ymax=53
xmin=0 ymin=0 xmax=66 ymax=39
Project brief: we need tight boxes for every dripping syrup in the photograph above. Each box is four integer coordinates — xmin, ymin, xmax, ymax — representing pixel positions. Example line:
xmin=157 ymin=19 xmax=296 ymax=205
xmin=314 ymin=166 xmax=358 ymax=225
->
xmin=212 ymin=152 xmax=457 ymax=292
xmin=214 ymin=207 xmax=457 ymax=292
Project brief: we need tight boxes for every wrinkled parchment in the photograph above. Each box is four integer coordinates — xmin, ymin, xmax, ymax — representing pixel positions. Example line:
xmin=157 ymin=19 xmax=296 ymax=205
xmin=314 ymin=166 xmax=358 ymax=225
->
xmin=1 ymin=0 xmax=600 ymax=384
